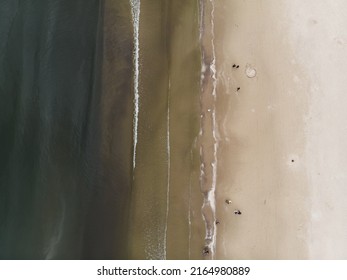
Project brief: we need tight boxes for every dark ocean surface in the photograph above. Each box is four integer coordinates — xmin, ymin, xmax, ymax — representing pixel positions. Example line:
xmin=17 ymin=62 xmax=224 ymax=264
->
xmin=0 ymin=0 xmax=203 ymax=259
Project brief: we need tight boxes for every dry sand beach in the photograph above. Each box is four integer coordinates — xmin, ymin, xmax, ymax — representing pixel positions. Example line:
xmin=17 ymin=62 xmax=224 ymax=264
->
xmin=213 ymin=0 xmax=347 ymax=259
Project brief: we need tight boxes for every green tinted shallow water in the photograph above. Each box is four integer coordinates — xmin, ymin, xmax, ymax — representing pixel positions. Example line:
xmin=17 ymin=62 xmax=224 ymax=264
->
xmin=0 ymin=0 xmax=203 ymax=259
xmin=128 ymin=0 xmax=204 ymax=260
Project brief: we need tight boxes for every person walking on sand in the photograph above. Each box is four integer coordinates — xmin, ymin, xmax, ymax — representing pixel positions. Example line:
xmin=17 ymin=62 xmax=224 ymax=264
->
xmin=202 ymin=247 xmax=210 ymax=256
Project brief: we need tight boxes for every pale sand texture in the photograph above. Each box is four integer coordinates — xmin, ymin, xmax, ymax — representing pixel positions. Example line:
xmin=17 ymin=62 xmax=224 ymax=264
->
xmin=214 ymin=0 xmax=347 ymax=259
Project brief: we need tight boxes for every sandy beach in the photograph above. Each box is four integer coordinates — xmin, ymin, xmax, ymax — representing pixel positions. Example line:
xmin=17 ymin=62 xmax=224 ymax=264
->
xmin=213 ymin=0 xmax=347 ymax=259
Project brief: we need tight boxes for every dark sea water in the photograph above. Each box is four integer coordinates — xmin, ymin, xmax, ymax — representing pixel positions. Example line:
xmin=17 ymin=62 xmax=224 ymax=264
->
xmin=0 ymin=0 xmax=123 ymax=259
xmin=0 ymin=0 xmax=203 ymax=259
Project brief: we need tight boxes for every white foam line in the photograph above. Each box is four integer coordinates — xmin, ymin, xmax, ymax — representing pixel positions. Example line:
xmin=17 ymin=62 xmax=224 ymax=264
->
xmin=130 ymin=0 xmax=141 ymax=170
xmin=199 ymin=0 xmax=218 ymax=258
xmin=163 ymin=79 xmax=171 ymax=259
xmin=208 ymin=0 xmax=218 ymax=258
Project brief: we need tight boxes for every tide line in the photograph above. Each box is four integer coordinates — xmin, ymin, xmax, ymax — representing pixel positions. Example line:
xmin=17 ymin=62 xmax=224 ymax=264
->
xmin=130 ymin=0 xmax=141 ymax=171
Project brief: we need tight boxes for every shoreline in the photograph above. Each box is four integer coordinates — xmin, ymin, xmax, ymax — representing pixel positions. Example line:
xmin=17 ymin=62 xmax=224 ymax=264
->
xmin=198 ymin=0 xmax=219 ymax=259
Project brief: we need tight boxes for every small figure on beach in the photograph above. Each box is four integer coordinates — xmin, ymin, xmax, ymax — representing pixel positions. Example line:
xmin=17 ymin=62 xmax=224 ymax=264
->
xmin=202 ymin=247 xmax=210 ymax=256
xmin=237 ymin=87 xmax=240 ymax=91
xmin=225 ymin=199 xmax=232 ymax=204
xmin=232 ymin=64 xmax=236 ymax=68
xmin=234 ymin=209 xmax=242 ymax=215
xmin=215 ymin=220 xmax=220 ymax=225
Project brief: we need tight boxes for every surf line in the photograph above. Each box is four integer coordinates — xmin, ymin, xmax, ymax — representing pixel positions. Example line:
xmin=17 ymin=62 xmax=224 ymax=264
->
xmin=163 ymin=78 xmax=171 ymax=259
xmin=130 ymin=0 xmax=141 ymax=171
xmin=198 ymin=0 xmax=218 ymax=259
xmin=210 ymin=0 xmax=218 ymax=254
